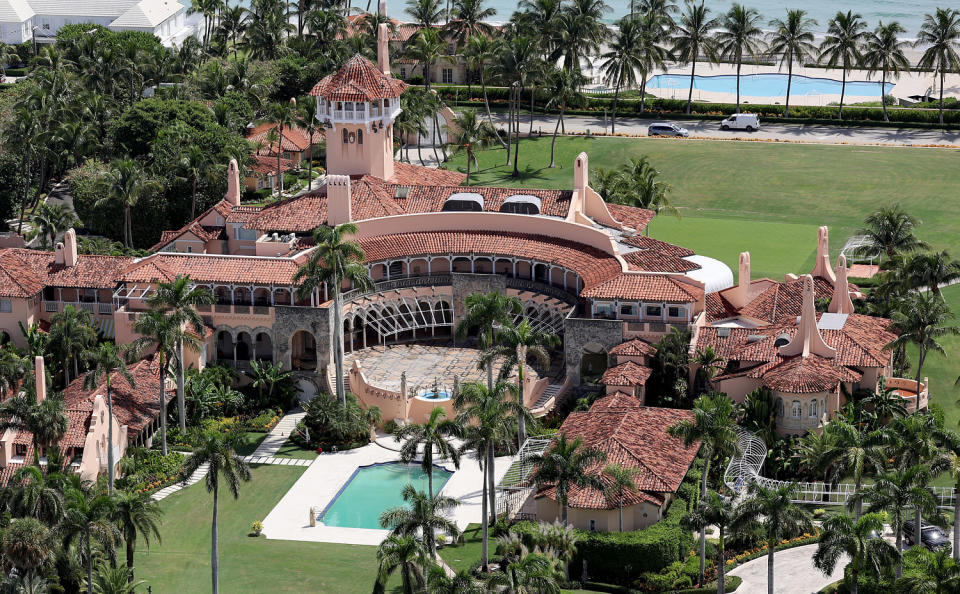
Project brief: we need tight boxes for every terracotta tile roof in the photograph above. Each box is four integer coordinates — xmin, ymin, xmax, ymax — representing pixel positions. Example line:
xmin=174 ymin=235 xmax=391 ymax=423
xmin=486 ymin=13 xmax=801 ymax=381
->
xmin=601 ymin=361 xmax=652 ymax=386
xmin=536 ymin=405 xmax=700 ymax=509
xmin=246 ymin=123 xmax=314 ymax=153
xmin=62 ymin=410 xmax=91 ymax=448
xmin=704 ymin=292 xmax=740 ymax=322
xmin=0 ymin=250 xmax=44 ymax=297
xmin=225 ymin=206 xmax=264 ymax=224
xmin=609 ymin=338 xmax=657 ymax=358
xmin=121 ymin=253 xmax=302 ymax=286
xmin=581 ymin=273 xmax=702 ymax=302
xmin=624 ymin=249 xmax=700 ymax=273
xmin=249 ymin=154 xmax=294 ymax=176
xmin=343 ymin=16 xmax=420 ymax=42
xmin=6 ymin=249 xmax=130 ymax=291
xmin=148 ymin=222 xmax=226 ymax=252
xmin=0 ymin=463 xmax=24 ymax=487
xmin=758 ymin=355 xmax=862 ymax=394
xmin=606 ymin=204 xmax=655 ymax=232
xmin=621 ymin=234 xmax=695 ymax=257
xmin=739 ymin=276 xmax=835 ymax=324
xmin=390 ymin=162 xmax=466 ymax=186
xmin=589 ymin=392 xmax=642 ymax=411
xmin=309 ymin=54 xmax=409 ymax=101
xmin=358 ymin=231 xmax=623 ymax=290
xmin=398 ymin=184 xmax=571 ymax=217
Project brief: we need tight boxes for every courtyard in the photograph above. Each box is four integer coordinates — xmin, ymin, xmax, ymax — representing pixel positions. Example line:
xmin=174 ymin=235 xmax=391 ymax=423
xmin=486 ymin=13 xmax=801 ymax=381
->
xmin=343 ymin=343 xmax=508 ymax=394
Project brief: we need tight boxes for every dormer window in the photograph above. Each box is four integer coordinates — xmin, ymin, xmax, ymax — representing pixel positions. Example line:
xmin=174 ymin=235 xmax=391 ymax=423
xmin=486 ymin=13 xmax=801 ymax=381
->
xmin=442 ymin=192 xmax=484 ymax=212
xmin=500 ymin=194 xmax=541 ymax=215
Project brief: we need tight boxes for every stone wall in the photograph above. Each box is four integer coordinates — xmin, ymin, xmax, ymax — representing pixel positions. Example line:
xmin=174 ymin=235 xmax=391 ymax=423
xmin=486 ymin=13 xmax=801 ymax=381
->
xmin=274 ymin=304 xmax=334 ymax=380
xmin=451 ymin=273 xmax=508 ymax=331
xmin=563 ymin=317 xmax=625 ymax=384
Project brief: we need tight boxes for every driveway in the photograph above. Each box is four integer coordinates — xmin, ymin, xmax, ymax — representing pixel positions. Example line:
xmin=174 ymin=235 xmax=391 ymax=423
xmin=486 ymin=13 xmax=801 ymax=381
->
xmin=727 ymin=544 xmax=846 ymax=594
xmin=489 ymin=113 xmax=960 ymax=147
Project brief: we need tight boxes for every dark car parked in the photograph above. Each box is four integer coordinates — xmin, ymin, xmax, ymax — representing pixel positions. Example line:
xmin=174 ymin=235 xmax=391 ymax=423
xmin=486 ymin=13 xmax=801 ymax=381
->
xmin=904 ymin=520 xmax=952 ymax=552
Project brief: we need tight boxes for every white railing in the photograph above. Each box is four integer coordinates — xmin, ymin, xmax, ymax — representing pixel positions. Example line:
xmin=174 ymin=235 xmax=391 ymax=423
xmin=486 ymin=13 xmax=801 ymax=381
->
xmin=43 ymin=301 xmax=112 ymax=315
xmin=495 ymin=437 xmax=553 ymax=517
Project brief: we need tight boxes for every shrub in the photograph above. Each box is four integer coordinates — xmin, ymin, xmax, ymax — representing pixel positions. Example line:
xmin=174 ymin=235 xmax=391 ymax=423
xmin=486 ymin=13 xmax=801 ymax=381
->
xmin=250 ymin=521 xmax=263 ymax=536
xmin=300 ymin=392 xmax=381 ymax=450
xmin=116 ymin=448 xmax=186 ymax=494
xmin=3 ymin=68 xmax=26 ymax=77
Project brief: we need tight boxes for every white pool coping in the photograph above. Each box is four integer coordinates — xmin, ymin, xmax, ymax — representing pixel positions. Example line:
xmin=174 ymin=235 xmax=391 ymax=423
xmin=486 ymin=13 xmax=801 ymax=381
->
xmin=260 ymin=439 xmax=515 ymax=546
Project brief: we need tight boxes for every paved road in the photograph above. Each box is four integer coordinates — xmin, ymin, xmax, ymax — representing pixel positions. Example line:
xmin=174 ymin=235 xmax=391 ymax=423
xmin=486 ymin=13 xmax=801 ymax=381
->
xmin=489 ymin=113 xmax=960 ymax=147
xmin=727 ymin=544 xmax=846 ymax=594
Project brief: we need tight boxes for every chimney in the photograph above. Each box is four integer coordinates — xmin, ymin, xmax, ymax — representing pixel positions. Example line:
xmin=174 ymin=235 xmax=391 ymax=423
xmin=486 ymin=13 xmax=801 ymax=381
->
xmin=574 ymin=152 xmax=588 ymax=193
xmin=226 ymin=159 xmax=241 ymax=207
xmin=34 ymin=356 xmax=45 ymax=403
xmin=810 ymin=226 xmax=837 ymax=284
xmin=378 ymin=22 xmax=391 ymax=76
xmin=327 ymin=175 xmax=352 ymax=226
xmin=779 ymin=275 xmax=837 ymax=359
xmin=728 ymin=252 xmax=751 ymax=309
xmin=54 ymin=242 xmax=65 ymax=265
xmin=63 ymin=228 xmax=78 ymax=268
xmin=828 ymin=255 xmax=856 ymax=314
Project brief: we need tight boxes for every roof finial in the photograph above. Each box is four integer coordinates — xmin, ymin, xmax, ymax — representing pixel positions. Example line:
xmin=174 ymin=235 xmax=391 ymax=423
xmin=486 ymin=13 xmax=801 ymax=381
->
xmin=827 ymin=255 xmax=855 ymax=314
xmin=778 ymin=274 xmax=837 ymax=359
xmin=810 ymin=226 xmax=837 ymax=284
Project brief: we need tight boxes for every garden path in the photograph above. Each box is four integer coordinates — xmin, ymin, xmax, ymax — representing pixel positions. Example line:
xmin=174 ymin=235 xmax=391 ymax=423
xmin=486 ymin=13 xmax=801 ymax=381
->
xmin=727 ymin=544 xmax=846 ymax=594
xmin=250 ymin=409 xmax=307 ymax=458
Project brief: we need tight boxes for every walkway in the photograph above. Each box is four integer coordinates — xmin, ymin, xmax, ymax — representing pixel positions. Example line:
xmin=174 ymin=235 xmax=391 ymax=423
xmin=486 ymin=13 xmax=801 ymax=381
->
xmin=728 ymin=544 xmax=845 ymax=594
xmin=241 ymin=455 xmax=311 ymax=467
xmin=249 ymin=409 xmax=307 ymax=458
xmin=151 ymin=462 xmax=209 ymax=501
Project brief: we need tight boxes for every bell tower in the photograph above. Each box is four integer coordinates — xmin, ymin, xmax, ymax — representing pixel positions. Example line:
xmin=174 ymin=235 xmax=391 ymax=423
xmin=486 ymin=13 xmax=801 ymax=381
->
xmin=310 ymin=11 xmax=407 ymax=180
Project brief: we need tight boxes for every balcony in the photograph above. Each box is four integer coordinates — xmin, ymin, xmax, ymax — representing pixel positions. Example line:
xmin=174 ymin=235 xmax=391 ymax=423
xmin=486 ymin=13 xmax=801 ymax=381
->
xmin=42 ymin=301 xmax=114 ymax=315
xmin=886 ymin=377 xmax=929 ymax=412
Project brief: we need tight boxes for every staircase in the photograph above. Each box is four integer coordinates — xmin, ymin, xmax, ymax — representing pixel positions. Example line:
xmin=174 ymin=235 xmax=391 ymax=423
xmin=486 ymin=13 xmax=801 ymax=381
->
xmin=530 ymin=382 xmax=566 ymax=417
xmin=250 ymin=410 xmax=307 ymax=458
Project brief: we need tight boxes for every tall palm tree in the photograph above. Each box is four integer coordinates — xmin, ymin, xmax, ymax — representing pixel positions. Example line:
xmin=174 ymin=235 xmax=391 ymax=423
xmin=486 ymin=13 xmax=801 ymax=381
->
xmin=379 ymin=484 xmax=460 ymax=557
xmin=455 ymin=292 xmax=523 ymax=390
xmin=897 ymin=548 xmax=960 ymax=593
xmin=767 ymin=10 xmax=817 ymax=118
xmin=406 ymin=0 xmax=444 ymax=28
xmin=634 ymin=13 xmax=671 ymax=114
xmin=601 ymin=17 xmax=644 ymax=134
xmin=406 ymin=27 xmax=444 ymax=90
xmin=111 ymin=491 xmax=162 ymax=582
xmin=819 ymin=11 xmax=869 ymax=120
xmin=444 ymin=109 xmax=497 ymax=185
xmin=95 ymin=158 xmax=161 ymax=248
xmin=887 ymin=291 xmax=959 ymax=382
xmin=247 ymin=360 xmax=293 ymax=409
xmin=395 ymin=406 xmax=463 ymax=501
xmin=863 ymin=22 xmax=910 ymax=122
xmin=936 ymin=431 xmax=960 ymax=562
xmin=61 ymin=487 xmax=119 ymax=594
xmin=814 ymin=512 xmax=898 ymax=594
xmin=916 ymin=9 xmax=960 ymax=126
xmin=557 ymin=0 xmax=609 ymax=73
xmin=132 ymin=309 xmax=178 ymax=456
xmin=3 ymin=517 xmax=54 ymax=594
xmin=147 ymin=275 xmax=214 ymax=432
xmin=494 ymin=35 xmax=538 ymax=175
xmin=83 ymin=343 xmax=135 ymax=494
xmin=668 ymin=391 xmax=738 ymax=586
xmin=463 ymin=35 xmax=500 ymax=132
xmin=445 ymin=0 xmax=495 ymax=48
xmin=374 ymin=534 xmax=431 ymax=594
xmin=296 ymin=97 xmax=321 ymax=190
xmin=0 ymin=393 xmax=68 ymax=461
xmin=827 ymin=420 xmax=886 ymax=518
xmin=6 ymin=465 xmax=65 ymax=524
xmin=481 ymin=318 xmax=558 ymax=444
xmin=528 ymin=433 xmax=607 ymax=524
xmin=49 ymin=305 xmax=96 ymax=386
xmin=683 ymin=490 xmax=737 ymax=594
xmin=293 ymin=223 xmax=373 ymax=405
xmin=716 ymin=4 xmax=765 ymax=113
xmin=181 ymin=431 xmax=251 ymax=594
xmin=602 ymin=463 xmax=640 ymax=532
xmin=903 ymin=250 xmax=960 ymax=297
xmin=671 ymin=1 xmax=719 ymax=115
xmin=485 ymin=551 xmax=562 ymax=593
xmin=178 ymin=144 xmax=212 ymax=220
xmin=29 ymin=202 xmax=77 ymax=250
xmin=860 ymin=204 xmax=927 ymax=261
xmin=454 ymin=380 xmax=521 ymax=570
xmin=734 ymin=482 xmax=814 ymax=594
xmin=545 ymin=67 xmax=584 ymax=167
xmin=268 ymin=101 xmax=298 ymax=195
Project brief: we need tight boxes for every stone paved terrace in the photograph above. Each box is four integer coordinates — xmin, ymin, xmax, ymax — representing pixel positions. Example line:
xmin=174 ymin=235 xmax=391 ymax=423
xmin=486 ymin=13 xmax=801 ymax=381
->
xmin=344 ymin=343 xmax=508 ymax=393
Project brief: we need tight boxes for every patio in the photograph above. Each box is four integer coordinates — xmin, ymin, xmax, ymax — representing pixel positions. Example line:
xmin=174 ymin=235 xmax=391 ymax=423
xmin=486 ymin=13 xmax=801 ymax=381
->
xmin=343 ymin=343 xmax=508 ymax=394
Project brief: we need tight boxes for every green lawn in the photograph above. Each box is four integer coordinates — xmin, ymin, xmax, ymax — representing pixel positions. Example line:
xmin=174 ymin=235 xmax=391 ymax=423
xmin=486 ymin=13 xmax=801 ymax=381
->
xmin=136 ymin=464 xmax=383 ymax=593
xmin=438 ymin=523 xmax=484 ymax=573
xmin=273 ymin=437 xmax=318 ymax=460
xmin=232 ymin=431 xmax=268 ymax=456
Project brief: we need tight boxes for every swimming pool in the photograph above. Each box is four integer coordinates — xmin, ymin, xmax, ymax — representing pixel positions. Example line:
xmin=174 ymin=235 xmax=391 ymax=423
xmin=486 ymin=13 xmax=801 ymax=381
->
xmin=319 ymin=462 xmax=453 ymax=529
xmin=646 ymin=73 xmax=894 ymax=98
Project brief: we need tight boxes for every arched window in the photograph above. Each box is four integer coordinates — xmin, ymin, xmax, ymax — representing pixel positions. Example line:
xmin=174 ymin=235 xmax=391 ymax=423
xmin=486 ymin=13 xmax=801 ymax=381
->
xmin=342 ymin=128 xmax=348 ymax=144
xmin=809 ymin=399 xmax=818 ymax=418
xmin=791 ymin=401 xmax=801 ymax=418
xmin=357 ymin=129 xmax=363 ymax=145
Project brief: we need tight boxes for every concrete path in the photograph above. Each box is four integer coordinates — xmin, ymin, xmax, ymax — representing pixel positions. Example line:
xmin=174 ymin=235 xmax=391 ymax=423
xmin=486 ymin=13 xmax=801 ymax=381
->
xmin=249 ymin=409 xmax=307 ymax=458
xmin=151 ymin=462 xmax=209 ymax=502
xmin=728 ymin=544 xmax=846 ymax=594
xmin=241 ymin=455 xmax=312 ymax=467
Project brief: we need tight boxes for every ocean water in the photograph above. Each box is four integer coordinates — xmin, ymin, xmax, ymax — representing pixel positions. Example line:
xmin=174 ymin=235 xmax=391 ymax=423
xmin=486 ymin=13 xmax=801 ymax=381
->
xmin=647 ymin=72 xmax=895 ymax=97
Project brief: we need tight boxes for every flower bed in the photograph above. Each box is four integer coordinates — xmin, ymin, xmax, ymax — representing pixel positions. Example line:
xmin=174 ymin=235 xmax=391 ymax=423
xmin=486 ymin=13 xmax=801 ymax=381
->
xmin=117 ymin=450 xmax=187 ymax=495
xmin=723 ymin=531 xmax=820 ymax=570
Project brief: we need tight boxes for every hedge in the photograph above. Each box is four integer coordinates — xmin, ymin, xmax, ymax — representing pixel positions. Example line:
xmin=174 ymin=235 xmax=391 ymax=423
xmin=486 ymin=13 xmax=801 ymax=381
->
xmin=674 ymin=576 xmax=743 ymax=593
xmin=3 ymin=67 xmax=26 ymax=77
xmin=578 ymin=575 xmax=742 ymax=593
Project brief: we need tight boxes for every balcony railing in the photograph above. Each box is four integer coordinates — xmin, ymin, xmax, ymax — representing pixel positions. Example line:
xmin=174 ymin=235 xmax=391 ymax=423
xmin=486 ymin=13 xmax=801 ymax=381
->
xmin=42 ymin=301 xmax=113 ymax=315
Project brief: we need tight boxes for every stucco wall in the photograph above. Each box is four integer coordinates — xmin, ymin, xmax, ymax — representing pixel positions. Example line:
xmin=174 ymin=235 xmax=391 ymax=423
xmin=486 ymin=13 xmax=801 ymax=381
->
xmin=535 ymin=497 xmax=663 ymax=532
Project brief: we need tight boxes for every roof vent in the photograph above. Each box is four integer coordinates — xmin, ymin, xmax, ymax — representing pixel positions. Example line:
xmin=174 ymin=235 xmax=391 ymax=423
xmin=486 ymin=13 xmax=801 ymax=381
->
xmin=394 ymin=186 xmax=410 ymax=199
xmin=746 ymin=334 xmax=765 ymax=344
xmin=773 ymin=333 xmax=791 ymax=348
xmin=717 ymin=327 xmax=731 ymax=338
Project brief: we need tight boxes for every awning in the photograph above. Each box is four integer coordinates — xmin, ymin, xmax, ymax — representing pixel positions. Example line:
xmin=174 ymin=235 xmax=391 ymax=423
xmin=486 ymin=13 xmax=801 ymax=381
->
xmin=94 ymin=317 xmax=115 ymax=340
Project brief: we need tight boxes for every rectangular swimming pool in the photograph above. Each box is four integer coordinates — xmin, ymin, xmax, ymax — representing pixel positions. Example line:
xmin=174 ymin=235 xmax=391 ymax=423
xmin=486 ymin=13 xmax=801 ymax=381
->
xmin=319 ymin=462 xmax=453 ymax=529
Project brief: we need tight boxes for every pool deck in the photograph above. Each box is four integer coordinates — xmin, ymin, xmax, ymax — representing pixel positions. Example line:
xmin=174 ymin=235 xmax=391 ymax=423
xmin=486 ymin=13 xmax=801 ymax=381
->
xmin=260 ymin=435 xmax=514 ymax=546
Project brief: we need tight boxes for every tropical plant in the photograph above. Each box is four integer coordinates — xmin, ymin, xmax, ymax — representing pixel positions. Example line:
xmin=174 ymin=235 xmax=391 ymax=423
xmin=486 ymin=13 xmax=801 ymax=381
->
xmin=0 ymin=393 xmax=68 ymax=461
xmin=902 ymin=250 xmax=960 ymax=297
xmin=767 ymin=10 xmax=818 ymax=117
xmin=95 ymin=158 xmax=161 ymax=248
xmin=819 ymin=11 xmax=869 ymax=120
xmin=3 ymin=517 xmax=55 ymax=594
xmin=83 ymin=343 xmax=135 ymax=494
xmin=863 ymin=22 xmax=911 ymax=122
xmin=485 ymin=549 xmax=562 ymax=593
xmin=444 ymin=109 xmax=497 ymax=185
xmin=380 ymin=484 xmax=460 ymax=557
xmin=593 ymin=156 xmax=679 ymax=224
xmin=455 ymin=292 xmax=522 ymax=390
xmin=463 ymin=34 xmax=500 ymax=131
xmin=683 ymin=490 xmax=737 ymax=594
xmin=602 ymin=463 xmax=641 ymax=532
xmin=887 ymin=291 xmax=959 ymax=382
xmin=29 ymin=202 xmax=77 ymax=250
xmin=716 ymin=3 xmax=765 ymax=113
xmin=545 ymin=67 xmax=584 ymax=167
xmin=180 ymin=431 xmax=252 ymax=594
xmin=247 ymin=360 xmax=295 ymax=410
xmin=293 ymin=223 xmax=373 ymax=404
xmin=860 ymin=204 xmax=928 ymax=262
xmin=671 ymin=0 xmax=719 ymax=114
xmin=177 ymin=144 xmax=212 ymax=220
xmin=111 ymin=491 xmax=162 ymax=581
xmin=49 ymin=304 xmax=96 ymax=387
xmin=132 ymin=309 xmax=178 ymax=456
xmin=406 ymin=27 xmax=444 ymax=90
xmin=601 ymin=17 xmax=644 ymax=134
xmin=395 ymin=406 xmax=463 ymax=500
xmin=528 ymin=434 xmax=606 ymax=524
xmin=825 ymin=420 xmax=886 ymax=518
xmin=445 ymin=0 xmax=495 ymax=47
xmin=61 ymin=487 xmax=120 ymax=594
xmin=406 ymin=0 xmax=444 ymax=28
xmin=897 ymin=548 xmax=960 ymax=593
xmin=556 ymin=0 xmax=610 ymax=73
xmin=90 ymin=563 xmax=145 ymax=594
xmin=6 ymin=465 xmax=66 ymax=525
xmin=814 ymin=512 xmax=899 ymax=594
xmin=296 ymin=96 xmax=321 ymax=189
xmin=374 ymin=534 xmax=431 ymax=594
xmin=915 ymin=9 xmax=960 ymax=126
xmin=302 ymin=391 xmax=381 ymax=446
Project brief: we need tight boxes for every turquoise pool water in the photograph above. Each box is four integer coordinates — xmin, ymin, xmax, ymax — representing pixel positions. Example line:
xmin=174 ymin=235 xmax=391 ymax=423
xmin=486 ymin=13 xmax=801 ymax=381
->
xmin=647 ymin=73 xmax=894 ymax=98
xmin=320 ymin=462 xmax=453 ymax=529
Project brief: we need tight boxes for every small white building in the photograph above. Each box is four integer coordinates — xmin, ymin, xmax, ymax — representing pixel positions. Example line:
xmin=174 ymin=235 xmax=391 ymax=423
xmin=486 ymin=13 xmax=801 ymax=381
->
xmin=0 ymin=0 xmax=192 ymax=46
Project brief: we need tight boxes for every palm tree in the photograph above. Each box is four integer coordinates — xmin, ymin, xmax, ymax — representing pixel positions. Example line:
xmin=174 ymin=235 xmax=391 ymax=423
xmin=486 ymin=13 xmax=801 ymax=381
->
xmin=634 ymin=13 xmax=671 ymax=114
xmin=379 ymin=484 xmax=460 ymax=557
xmin=691 ymin=345 xmax=724 ymax=394
xmin=445 ymin=0 xmax=495 ymax=48
xmin=0 ymin=347 xmax=28 ymax=399
xmin=734 ymin=482 xmax=814 ymax=594
xmin=529 ymin=434 xmax=606 ymax=524
xmin=545 ymin=67 xmax=584 ymax=167
xmin=485 ymin=551 xmax=562 ymax=593
xmin=859 ymin=465 xmax=938 ymax=578
xmin=218 ymin=5 xmax=247 ymax=58
xmin=3 ymin=517 xmax=54 ymax=594
xmin=903 ymin=250 xmax=960 ymax=297
xmin=6 ymin=466 xmax=65 ymax=524
xmin=601 ymin=17 xmax=643 ymax=134
xmin=668 ymin=391 xmax=738 ymax=586
xmin=247 ymin=360 xmax=293 ymax=409
xmin=0 ymin=42 xmax=19 ymax=79
xmin=425 ymin=565 xmax=484 ymax=593
xmin=602 ymin=463 xmax=640 ymax=532
xmin=178 ymin=144 xmax=212 ymax=220
xmin=374 ymin=534 xmax=430 ymax=594
xmin=937 ymin=432 xmax=960 ymax=562
xmin=887 ymin=291 xmax=959 ymax=382
xmin=916 ymin=9 xmax=960 ymax=126
xmin=455 ymin=292 xmax=522 ymax=390
xmin=83 ymin=343 xmax=135 ymax=494
xmin=819 ymin=11 xmax=868 ymax=120
xmin=557 ymin=0 xmax=610 ymax=73
xmin=132 ymin=309 xmax=178 ymax=456
xmin=481 ymin=319 xmax=558 ymax=445
xmin=0 ymin=394 xmax=68 ymax=460
xmin=860 ymin=204 xmax=928 ymax=262
xmin=61 ymin=487 xmax=119 ymax=594
xmin=863 ymin=22 xmax=910 ymax=122
xmin=147 ymin=275 xmax=214 ymax=432
xmin=716 ymin=4 xmax=765 ymax=113
xmin=293 ymin=223 xmax=373 ymax=405
xmin=897 ymin=548 xmax=960 ymax=593
xmin=49 ymin=305 xmax=96 ymax=386
xmin=112 ymin=491 xmax=162 ymax=582
xmin=827 ymin=420 xmax=886 ymax=518
xmin=91 ymin=564 xmax=146 ymax=594
xmin=29 ymin=202 xmax=77 ymax=250
xmin=181 ymin=431 xmax=252 ymax=594
xmin=296 ymin=97 xmax=321 ymax=190
xmin=767 ymin=10 xmax=818 ymax=118
xmin=268 ymin=101 xmax=298 ymax=195
xmin=454 ymin=380 xmax=519 ymax=569
xmin=683 ymin=491 xmax=737 ymax=594
xmin=814 ymin=512 xmax=898 ymax=594
xmin=406 ymin=0 xmax=444 ymax=28
xmin=444 ymin=109 xmax=497 ymax=185
xmin=406 ymin=27 xmax=444 ymax=90
xmin=395 ymin=406 xmax=463 ymax=501
xmin=95 ymin=158 xmax=161 ymax=248
xmin=463 ymin=35 xmax=500 ymax=133
xmin=671 ymin=1 xmax=719 ymax=115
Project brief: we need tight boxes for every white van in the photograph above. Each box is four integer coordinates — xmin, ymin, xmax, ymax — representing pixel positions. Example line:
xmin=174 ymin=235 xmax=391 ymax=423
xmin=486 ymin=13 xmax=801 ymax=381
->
xmin=720 ymin=113 xmax=761 ymax=131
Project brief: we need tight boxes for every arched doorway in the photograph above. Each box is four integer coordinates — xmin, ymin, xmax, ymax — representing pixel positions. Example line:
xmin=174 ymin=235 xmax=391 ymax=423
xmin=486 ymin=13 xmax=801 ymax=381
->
xmin=216 ymin=331 xmax=233 ymax=362
xmin=254 ymin=332 xmax=273 ymax=361
xmin=291 ymin=330 xmax=317 ymax=371
xmin=580 ymin=342 xmax=608 ymax=381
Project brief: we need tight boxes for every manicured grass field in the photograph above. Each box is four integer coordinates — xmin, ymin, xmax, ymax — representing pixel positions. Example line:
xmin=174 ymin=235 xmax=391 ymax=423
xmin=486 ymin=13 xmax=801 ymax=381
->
xmin=232 ymin=431 xmax=268 ymax=456
xmin=136 ymin=465 xmax=382 ymax=593
xmin=273 ymin=437 xmax=318 ymax=459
